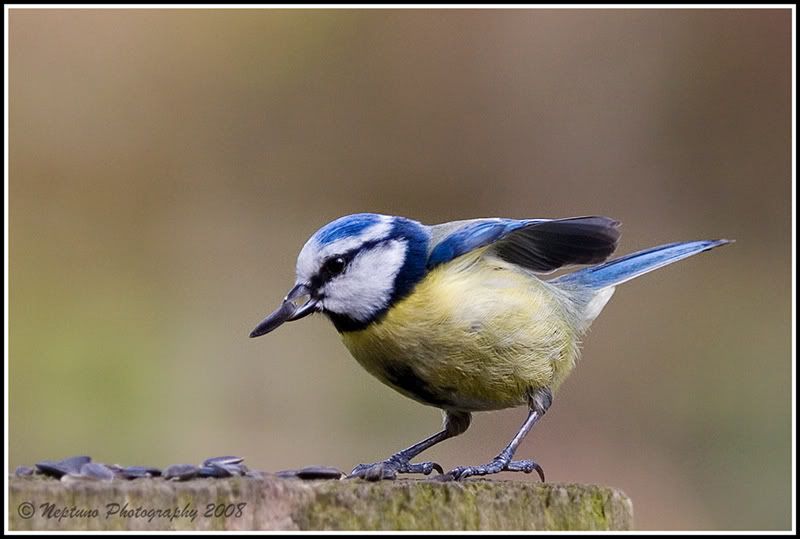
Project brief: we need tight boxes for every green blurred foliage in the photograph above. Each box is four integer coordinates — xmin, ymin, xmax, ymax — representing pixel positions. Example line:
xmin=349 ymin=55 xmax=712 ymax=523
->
xmin=8 ymin=9 xmax=791 ymax=530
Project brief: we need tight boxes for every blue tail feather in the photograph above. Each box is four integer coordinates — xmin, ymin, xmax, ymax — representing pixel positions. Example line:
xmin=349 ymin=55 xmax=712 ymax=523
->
xmin=551 ymin=239 xmax=732 ymax=291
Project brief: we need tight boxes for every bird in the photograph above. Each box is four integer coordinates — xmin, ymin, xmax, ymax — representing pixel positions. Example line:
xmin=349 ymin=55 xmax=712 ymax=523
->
xmin=249 ymin=213 xmax=731 ymax=481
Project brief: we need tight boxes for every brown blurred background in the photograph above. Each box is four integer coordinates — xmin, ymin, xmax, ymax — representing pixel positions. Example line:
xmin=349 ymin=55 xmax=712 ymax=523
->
xmin=8 ymin=8 xmax=792 ymax=530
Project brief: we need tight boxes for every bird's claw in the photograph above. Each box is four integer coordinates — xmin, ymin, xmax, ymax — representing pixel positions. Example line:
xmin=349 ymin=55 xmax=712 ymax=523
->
xmin=348 ymin=458 xmax=443 ymax=481
xmin=506 ymin=459 xmax=545 ymax=481
xmin=441 ymin=458 xmax=545 ymax=482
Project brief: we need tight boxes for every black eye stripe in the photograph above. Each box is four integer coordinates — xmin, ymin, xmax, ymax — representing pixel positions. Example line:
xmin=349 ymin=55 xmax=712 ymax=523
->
xmin=310 ymin=251 xmax=355 ymax=289
xmin=310 ymin=240 xmax=384 ymax=289
xmin=325 ymin=250 xmax=356 ymax=272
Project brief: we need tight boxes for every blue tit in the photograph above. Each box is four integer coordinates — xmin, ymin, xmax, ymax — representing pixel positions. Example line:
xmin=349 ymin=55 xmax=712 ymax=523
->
xmin=250 ymin=213 xmax=731 ymax=481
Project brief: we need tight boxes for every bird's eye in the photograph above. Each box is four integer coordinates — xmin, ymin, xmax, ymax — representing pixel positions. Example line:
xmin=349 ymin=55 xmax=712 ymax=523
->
xmin=324 ymin=257 xmax=347 ymax=276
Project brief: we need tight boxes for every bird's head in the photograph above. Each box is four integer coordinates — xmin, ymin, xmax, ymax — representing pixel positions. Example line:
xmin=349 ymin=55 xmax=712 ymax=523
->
xmin=250 ymin=213 xmax=430 ymax=336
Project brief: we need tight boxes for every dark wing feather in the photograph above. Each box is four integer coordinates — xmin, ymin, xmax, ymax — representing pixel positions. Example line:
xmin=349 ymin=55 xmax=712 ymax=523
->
xmin=491 ymin=216 xmax=621 ymax=273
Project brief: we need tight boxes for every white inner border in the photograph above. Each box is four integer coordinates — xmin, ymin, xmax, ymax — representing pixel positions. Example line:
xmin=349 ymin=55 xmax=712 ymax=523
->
xmin=4 ymin=4 xmax=796 ymax=535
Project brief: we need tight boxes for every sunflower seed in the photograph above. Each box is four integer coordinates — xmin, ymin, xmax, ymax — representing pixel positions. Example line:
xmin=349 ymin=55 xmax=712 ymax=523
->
xmin=14 ymin=466 xmax=34 ymax=477
xmin=203 ymin=456 xmax=244 ymax=467
xmin=35 ymin=461 xmax=71 ymax=478
xmin=163 ymin=464 xmax=199 ymax=481
xmin=276 ymin=465 xmax=343 ymax=480
xmin=77 ymin=462 xmax=115 ymax=481
xmin=120 ymin=466 xmax=162 ymax=479
xmin=197 ymin=465 xmax=232 ymax=478
xmin=59 ymin=455 xmax=92 ymax=474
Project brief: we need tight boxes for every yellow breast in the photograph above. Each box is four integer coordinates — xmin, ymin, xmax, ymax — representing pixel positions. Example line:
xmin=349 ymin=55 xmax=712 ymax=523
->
xmin=341 ymin=250 xmax=581 ymax=411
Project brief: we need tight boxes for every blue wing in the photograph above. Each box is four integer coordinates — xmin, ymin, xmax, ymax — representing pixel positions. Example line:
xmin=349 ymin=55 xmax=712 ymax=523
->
xmin=427 ymin=216 xmax=621 ymax=273
xmin=427 ymin=219 xmax=539 ymax=269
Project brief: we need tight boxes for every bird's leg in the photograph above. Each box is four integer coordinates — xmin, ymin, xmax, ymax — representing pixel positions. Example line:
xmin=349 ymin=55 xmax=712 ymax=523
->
xmin=349 ymin=411 xmax=471 ymax=481
xmin=443 ymin=388 xmax=552 ymax=482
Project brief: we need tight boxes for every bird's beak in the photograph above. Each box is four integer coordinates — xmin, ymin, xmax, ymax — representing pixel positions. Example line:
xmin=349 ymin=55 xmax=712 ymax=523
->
xmin=249 ymin=283 xmax=319 ymax=338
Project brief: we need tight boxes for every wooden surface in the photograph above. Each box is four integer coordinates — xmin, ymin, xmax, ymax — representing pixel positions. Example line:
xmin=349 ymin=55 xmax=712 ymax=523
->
xmin=9 ymin=475 xmax=633 ymax=531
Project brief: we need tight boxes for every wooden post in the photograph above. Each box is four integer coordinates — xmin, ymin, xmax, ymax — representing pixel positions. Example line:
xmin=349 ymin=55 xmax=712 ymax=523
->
xmin=9 ymin=476 xmax=633 ymax=531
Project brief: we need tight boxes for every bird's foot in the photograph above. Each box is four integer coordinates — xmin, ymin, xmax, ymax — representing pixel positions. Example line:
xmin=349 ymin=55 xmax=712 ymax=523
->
xmin=348 ymin=456 xmax=443 ymax=481
xmin=442 ymin=458 xmax=545 ymax=482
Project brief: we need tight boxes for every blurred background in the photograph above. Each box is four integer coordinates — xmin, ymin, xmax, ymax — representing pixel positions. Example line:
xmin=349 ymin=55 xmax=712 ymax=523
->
xmin=8 ymin=8 xmax=792 ymax=530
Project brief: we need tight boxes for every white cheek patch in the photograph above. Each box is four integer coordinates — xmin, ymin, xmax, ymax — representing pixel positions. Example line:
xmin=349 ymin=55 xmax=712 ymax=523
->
xmin=295 ymin=217 xmax=393 ymax=283
xmin=322 ymin=239 xmax=407 ymax=322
